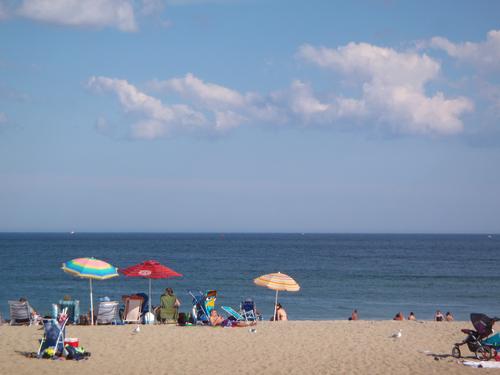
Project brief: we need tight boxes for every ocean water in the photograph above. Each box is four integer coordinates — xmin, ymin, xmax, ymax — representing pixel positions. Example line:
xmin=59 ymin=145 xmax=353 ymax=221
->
xmin=0 ymin=233 xmax=499 ymax=321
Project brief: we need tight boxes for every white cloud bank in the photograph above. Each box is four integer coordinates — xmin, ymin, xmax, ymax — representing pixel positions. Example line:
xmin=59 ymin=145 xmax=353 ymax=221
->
xmin=17 ymin=0 xmax=138 ymax=32
xmin=1 ymin=0 xmax=169 ymax=31
xmin=297 ymin=42 xmax=473 ymax=135
xmin=88 ymin=76 xmax=207 ymax=139
xmin=430 ymin=29 xmax=500 ymax=70
xmin=89 ymin=40 xmax=479 ymax=140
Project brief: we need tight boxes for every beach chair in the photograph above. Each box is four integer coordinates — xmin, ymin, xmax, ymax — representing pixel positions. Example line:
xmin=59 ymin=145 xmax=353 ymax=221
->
xmin=37 ymin=317 xmax=69 ymax=357
xmin=240 ymin=298 xmax=259 ymax=321
xmin=189 ymin=290 xmax=217 ymax=325
xmin=122 ymin=295 xmax=143 ymax=324
xmin=221 ymin=306 xmax=245 ymax=321
xmin=221 ymin=306 xmax=257 ymax=327
xmin=96 ymin=301 xmax=120 ymax=325
xmin=8 ymin=300 xmax=34 ymax=325
xmin=58 ymin=299 xmax=80 ymax=324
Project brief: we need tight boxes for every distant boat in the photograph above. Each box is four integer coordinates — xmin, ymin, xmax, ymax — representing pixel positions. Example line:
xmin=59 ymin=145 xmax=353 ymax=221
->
xmin=70 ymin=231 xmax=75 ymax=235
xmin=488 ymin=235 xmax=493 ymax=239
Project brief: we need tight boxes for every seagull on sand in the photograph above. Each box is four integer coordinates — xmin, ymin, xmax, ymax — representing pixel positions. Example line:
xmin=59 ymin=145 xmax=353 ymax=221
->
xmin=390 ymin=329 xmax=402 ymax=339
xmin=132 ymin=325 xmax=140 ymax=334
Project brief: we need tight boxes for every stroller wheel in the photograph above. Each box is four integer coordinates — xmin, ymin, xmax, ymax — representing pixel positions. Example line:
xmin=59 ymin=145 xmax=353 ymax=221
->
xmin=451 ymin=346 xmax=461 ymax=358
xmin=475 ymin=346 xmax=493 ymax=361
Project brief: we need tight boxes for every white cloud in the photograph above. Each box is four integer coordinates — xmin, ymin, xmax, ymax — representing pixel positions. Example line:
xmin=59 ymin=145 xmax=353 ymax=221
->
xmin=88 ymin=40 xmax=479 ymax=140
xmin=88 ymin=76 xmax=207 ymax=139
xmin=153 ymin=73 xmax=247 ymax=109
xmin=17 ymin=0 xmax=138 ymax=32
xmin=214 ymin=110 xmax=246 ymax=131
xmin=430 ymin=30 xmax=500 ymax=70
xmin=90 ymin=65 xmax=473 ymax=139
xmin=149 ymin=73 xmax=286 ymax=129
xmin=288 ymin=80 xmax=330 ymax=116
xmin=281 ymin=80 xmax=367 ymax=126
xmin=299 ymin=42 xmax=440 ymax=88
xmin=298 ymin=42 xmax=473 ymax=135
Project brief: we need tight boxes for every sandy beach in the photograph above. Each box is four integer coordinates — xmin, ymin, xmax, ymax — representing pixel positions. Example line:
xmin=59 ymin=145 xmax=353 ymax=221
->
xmin=0 ymin=320 xmax=497 ymax=374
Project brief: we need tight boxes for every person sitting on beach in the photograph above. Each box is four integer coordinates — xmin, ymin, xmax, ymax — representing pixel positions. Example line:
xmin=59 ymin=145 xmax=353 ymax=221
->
xmin=349 ymin=309 xmax=358 ymax=321
xmin=445 ymin=311 xmax=454 ymax=321
xmin=393 ymin=312 xmax=404 ymax=321
xmin=19 ymin=297 xmax=41 ymax=324
xmin=270 ymin=303 xmax=288 ymax=321
xmin=209 ymin=309 xmax=225 ymax=326
xmin=435 ymin=310 xmax=444 ymax=322
xmin=407 ymin=312 xmax=416 ymax=321
xmin=159 ymin=288 xmax=180 ymax=324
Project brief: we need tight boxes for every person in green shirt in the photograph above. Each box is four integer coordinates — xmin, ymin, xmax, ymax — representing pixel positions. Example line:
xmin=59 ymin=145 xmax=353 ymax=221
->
xmin=159 ymin=288 xmax=180 ymax=323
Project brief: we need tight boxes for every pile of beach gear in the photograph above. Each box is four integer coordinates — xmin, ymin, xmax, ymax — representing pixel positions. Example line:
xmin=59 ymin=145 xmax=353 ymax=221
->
xmin=37 ymin=308 xmax=90 ymax=361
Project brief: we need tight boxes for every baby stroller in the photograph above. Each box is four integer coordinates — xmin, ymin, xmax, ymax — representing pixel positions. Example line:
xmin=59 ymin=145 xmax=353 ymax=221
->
xmin=189 ymin=290 xmax=216 ymax=324
xmin=452 ymin=313 xmax=500 ymax=360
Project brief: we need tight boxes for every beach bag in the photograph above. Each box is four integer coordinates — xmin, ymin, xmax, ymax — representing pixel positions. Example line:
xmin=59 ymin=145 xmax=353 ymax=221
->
xmin=65 ymin=345 xmax=91 ymax=360
xmin=178 ymin=313 xmax=187 ymax=326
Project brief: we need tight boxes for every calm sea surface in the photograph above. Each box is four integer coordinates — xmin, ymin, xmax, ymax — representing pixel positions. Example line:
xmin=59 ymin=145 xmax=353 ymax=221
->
xmin=0 ymin=233 xmax=499 ymax=321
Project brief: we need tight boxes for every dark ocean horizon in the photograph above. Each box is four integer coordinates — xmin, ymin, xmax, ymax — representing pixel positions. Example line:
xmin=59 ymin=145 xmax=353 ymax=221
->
xmin=1 ymin=232 xmax=499 ymax=321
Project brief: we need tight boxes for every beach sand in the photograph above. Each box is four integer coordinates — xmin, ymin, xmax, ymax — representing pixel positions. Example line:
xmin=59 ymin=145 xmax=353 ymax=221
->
xmin=0 ymin=320 xmax=496 ymax=374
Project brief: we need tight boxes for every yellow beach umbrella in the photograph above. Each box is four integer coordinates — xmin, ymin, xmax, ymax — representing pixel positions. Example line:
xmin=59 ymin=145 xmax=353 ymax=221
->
xmin=254 ymin=272 xmax=300 ymax=320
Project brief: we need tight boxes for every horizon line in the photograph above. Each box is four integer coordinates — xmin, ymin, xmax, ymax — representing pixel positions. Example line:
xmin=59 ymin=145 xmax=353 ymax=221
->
xmin=0 ymin=231 xmax=498 ymax=236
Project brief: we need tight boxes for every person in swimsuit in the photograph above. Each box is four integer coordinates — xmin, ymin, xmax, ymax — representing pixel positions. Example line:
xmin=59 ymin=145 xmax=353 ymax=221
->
xmin=393 ymin=312 xmax=404 ymax=321
xmin=349 ymin=309 xmax=358 ymax=321
xmin=209 ymin=309 xmax=225 ymax=326
xmin=435 ymin=310 xmax=444 ymax=321
xmin=276 ymin=303 xmax=288 ymax=321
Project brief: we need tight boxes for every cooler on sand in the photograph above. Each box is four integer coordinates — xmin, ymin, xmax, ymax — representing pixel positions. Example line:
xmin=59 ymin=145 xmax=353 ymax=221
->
xmin=64 ymin=338 xmax=79 ymax=348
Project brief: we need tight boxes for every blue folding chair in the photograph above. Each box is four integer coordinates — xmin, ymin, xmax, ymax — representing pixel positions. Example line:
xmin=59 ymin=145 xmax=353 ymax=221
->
xmin=37 ymin=317 xmax=69 ymax=357
xmin=58 ymin=300 xmax=80 ymax=324
xmin=240 ymin=298 xmax=260 ymax=321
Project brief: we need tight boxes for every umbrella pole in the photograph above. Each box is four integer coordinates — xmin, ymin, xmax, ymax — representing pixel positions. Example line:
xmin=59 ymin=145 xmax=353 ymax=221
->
xmin=148 ymin=278 xmax=152 ymax=317
xmin=89 ymin=278 xmax=94 ymax=325
xmin=273 ymin=289 xmax=279 ymax=321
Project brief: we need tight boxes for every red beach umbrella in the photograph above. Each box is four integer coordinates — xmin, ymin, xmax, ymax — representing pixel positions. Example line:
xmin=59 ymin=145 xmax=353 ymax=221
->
xmin=120 ymin=260 xmax=182 ymax=315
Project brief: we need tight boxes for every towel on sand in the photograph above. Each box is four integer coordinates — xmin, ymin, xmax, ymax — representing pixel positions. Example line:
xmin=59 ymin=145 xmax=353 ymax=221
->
xmin=463 ymin=361 xmax=500 ymax=368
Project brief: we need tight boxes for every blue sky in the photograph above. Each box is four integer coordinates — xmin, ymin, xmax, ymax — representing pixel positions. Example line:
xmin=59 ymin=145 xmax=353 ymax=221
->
xmin=1 ymin=0 xmax=499 ymax=233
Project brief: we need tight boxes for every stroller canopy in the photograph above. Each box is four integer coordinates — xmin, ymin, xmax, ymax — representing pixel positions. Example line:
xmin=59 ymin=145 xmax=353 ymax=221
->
xmin=471 ymin=313 xmax=499 ymax=339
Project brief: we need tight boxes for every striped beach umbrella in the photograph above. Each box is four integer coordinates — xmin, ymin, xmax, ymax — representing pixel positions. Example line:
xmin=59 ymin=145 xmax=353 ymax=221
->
xmin=62 ymin=257 xmax=119 ymax=325
xmin=254 ymin=272 xmax=300 ymax=320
